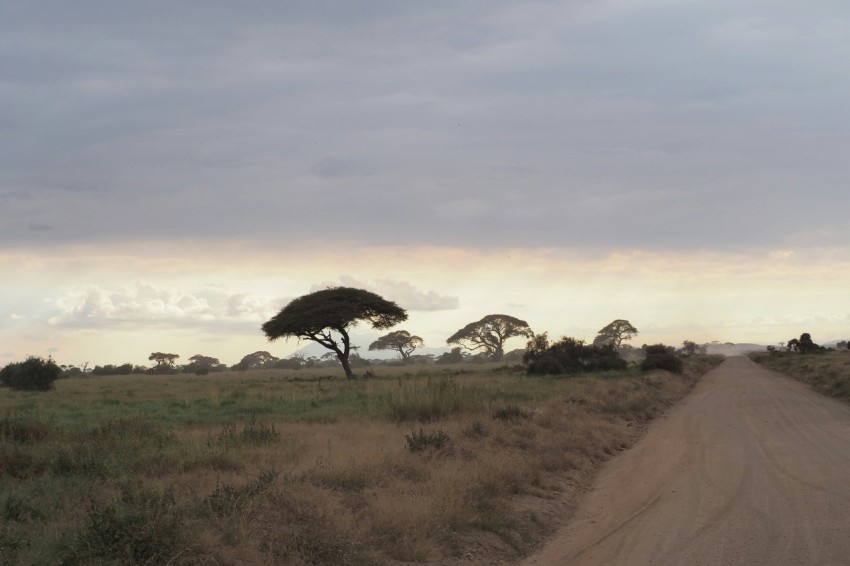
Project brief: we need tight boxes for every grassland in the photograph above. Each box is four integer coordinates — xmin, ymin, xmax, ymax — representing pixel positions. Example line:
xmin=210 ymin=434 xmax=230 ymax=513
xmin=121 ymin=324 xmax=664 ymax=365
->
xmin=750 ymin=350 xmax=850 ymax=401
xmin=0 ymin=358 xmax=721 ymax=565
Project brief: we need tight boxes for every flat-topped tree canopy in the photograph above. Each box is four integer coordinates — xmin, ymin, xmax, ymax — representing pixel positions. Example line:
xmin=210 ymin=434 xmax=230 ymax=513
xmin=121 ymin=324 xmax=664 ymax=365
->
xmin=369 ymin=330 xmax=424 ymax=360
xmin=261 ymin=286 xmax=407 ymax=379
xmin=447 ymin=314 xmax=532 ymax=361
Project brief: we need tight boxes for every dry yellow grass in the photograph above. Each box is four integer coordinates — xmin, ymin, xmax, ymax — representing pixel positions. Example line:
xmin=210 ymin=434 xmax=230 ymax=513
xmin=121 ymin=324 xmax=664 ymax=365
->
xmin=0 ymin=358 xmax=720 ymax=564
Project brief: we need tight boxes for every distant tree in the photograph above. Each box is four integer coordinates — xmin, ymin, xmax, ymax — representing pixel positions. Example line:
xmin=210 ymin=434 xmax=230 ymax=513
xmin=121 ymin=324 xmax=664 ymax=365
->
xmin=349 ymin=351 xmax=371 ymax=368
xmin=261 ymin=287 xmax=407 ymax=380
xmin=369 ymin=330 xmax=424 ymax=360
xmin=839 ymin=340 xmax=850 ymax=350
xmin=447 ymin=314 xmax=532 ymax=361
xmin=60 ymin=365 xmax=83 ymax=378
xmin=641 ymin=344 xmax=683 ymax=373
xmin=92 ymin=364 xmax=115 ymax=376
xmin=679 ymin=340 xmax=705 ymax=357
xmin=593 ymin=319 xmax=639 ymax=351
xmin=435 ymin=347 xmax=465 ymax=365
xmin=233 ymin=351 xmax=279 ymax=371
xmin=91 ymin=363 xmax=135 ymax=376
xmin=503 ymin=348 xmax=526 ymax=363
xmin=148 ymin=352 xmax=179 ymax=369
xmin=798 ymin=332 xmax=820 ymax=354
xmin=523 ymin=332 xmax=552 ymax=364
xmin=787 ymin=338 xmax=800 ymax=352
xmin=271 ymin=356 xmax=305 ymax=370
xmin=184 ymin=354 xmax=224 ymax=374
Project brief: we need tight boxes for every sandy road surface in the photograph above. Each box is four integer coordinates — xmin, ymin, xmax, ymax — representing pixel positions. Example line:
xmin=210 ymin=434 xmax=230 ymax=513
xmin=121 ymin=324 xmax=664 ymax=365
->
xmin=524 ymin=356 xmax=850 ymax=565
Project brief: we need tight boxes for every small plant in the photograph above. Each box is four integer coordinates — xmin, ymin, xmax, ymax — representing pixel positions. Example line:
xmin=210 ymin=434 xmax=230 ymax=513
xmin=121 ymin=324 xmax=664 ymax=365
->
xmin=0 ymin=356 xmax=62 ymax=391
xmin=405 ymin=428 xmax=450 ymax=452
xmin=216 ymin=415 xmax=281 ymax=446
xmin=464 ymin=418 xmax=488 ymax=437
xmin=205 ymin=470 xmax=277 ymax=516
xmin=492 ymin=405 xmax=529 ymax=421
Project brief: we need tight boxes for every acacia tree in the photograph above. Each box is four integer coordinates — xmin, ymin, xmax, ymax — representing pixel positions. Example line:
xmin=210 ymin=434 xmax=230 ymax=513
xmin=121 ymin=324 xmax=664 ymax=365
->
xmin=679 ymin=340 xmax=705 ymax=357
xmin=446 ymin=314 xmax=532 ymax=361
xmin=798 ymin=332 xmax=819 ymax=353
xmin=261 ymin=287 xmax=407 ymax=379
xmin=184 ymin=354 xmax=223 ymax=373
xmin=148 ymin=352 xmax=179 ymax=368
xmin=369 ymin=330 xmax=424 ymax=360
xmin=233 ymin=351 xmax=279 ymax=371
xmin=592 ymin=319 xmax=638 ymax=351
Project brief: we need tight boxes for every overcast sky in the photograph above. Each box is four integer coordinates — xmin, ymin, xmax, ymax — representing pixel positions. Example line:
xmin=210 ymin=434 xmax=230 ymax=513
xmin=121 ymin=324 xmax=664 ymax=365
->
xmin=2 ymin=1 xmax=849 ymax=366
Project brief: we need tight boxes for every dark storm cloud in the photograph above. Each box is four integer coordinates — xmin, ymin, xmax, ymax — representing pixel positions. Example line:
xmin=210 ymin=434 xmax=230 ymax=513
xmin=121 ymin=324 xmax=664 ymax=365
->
xmin=2 ymin=0 xmax=849 ymax=251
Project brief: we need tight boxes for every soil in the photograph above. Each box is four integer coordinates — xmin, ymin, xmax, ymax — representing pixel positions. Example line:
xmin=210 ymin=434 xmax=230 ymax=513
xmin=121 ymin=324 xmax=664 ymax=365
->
xmin=522 ymin=356 xmax=850 ymax=565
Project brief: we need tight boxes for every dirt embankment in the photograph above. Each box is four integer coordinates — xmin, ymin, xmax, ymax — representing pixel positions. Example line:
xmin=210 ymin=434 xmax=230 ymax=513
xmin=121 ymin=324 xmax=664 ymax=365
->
xmin=524 ymin=356 xmax=850 ymax=565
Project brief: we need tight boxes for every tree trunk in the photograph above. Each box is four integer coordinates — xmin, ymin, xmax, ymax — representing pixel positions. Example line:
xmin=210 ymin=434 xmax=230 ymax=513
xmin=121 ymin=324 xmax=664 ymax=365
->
xmin=339 ymin=353 xmax=355 ymax=379
xmin=493 ymin=345 xmax=505 ymax=361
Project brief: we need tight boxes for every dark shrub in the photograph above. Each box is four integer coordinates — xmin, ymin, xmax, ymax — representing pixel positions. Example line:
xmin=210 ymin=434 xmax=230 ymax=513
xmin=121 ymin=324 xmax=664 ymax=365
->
xmin=61 ymin=487 xmax=189 ymax=565
xmin=492 ymin=405 xmax=530 ymax=420
xmin=0 ymin=357 xmax=62 ymax=391
xmin=524 ymin=334 xmax=627 ymax=375
xmin=405 ymin=428 xmax=450 ymax=452
xmin=640 ymin=344 xmax=683 ymax=373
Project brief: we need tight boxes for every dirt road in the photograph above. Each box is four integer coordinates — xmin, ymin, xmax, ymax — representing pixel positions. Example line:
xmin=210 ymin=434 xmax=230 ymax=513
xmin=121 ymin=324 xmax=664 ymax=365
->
xmin=523 ymin=356 xmax=850 ymax=565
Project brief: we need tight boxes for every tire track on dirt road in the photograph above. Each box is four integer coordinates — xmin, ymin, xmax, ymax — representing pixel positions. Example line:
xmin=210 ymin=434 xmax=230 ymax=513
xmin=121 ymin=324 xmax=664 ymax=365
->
xmin=523 ymin=356 xmax=850 ymax=565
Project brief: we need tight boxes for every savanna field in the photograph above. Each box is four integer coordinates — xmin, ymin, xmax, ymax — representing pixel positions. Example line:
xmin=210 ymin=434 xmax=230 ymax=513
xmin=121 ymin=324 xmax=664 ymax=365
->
xmin=1 ymin=358 xmax=723 ymax=564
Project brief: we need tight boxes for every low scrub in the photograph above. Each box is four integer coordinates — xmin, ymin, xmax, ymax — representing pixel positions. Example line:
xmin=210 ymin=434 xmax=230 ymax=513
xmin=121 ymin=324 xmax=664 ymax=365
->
xmin=640 ymin=344 xmax=684 ymax=373
xmin=405 ymin=428 xmax=451 ymax=452
xmin=524 ymin=334 xmax=627 ymax=375
xmin=751 ymin=350 xmax=850 ymax=401
xmin=60 ymin=487 xmax=192 ymax=565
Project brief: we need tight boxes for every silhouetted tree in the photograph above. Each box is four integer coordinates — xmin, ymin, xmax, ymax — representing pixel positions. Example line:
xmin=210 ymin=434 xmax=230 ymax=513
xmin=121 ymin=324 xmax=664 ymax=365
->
xmin=787 ymin=338 xmax=800 ymax=352
xmin=233 ymin=351 xmax=279 ymax=371
xmin=593 ymin=319 xmax=639 ymax=351
xmin=447 ymin=314 xmax=532 ymax=361
xmin=0 ymin=356 xmax=62 ymax=391
xmin=435 ymin=347 xmax=465 ymax=365
xmin=641 ymin=344 xmax=683 ymax=373
xmin=148 ymin=352 xmax=179 ymax=373
xmin=369 ymin=330 xmax=424 ymax=360
xmin=184 ymin=354 xmax=224 ymax=374
xmin=679 ymin=340 xmax=704 ymax=357
xmin=798 ymin=332 xmax=819 ymax=354
xmin=261 ymin=287 xmax=407 ymax=379
xmin=524 ymin=333 xmax=626 ymax=375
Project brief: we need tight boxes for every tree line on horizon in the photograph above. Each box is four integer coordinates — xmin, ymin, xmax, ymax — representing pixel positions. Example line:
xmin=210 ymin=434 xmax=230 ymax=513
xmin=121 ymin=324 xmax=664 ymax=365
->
xmin=9 ymin=286 xmax=841 ymax=389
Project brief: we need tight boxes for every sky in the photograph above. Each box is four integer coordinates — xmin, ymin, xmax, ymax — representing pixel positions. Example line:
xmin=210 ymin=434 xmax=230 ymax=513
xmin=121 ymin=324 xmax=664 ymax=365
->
xmin=2 ymin=0 xmax=850 ymax=367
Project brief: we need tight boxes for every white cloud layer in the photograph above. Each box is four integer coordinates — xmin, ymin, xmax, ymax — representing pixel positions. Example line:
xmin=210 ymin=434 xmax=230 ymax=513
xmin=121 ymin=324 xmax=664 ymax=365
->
xmin=309 ymin=275 xmax=459 ymax=311
xmin=47 ymin=282 xmax=279 ymax=331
